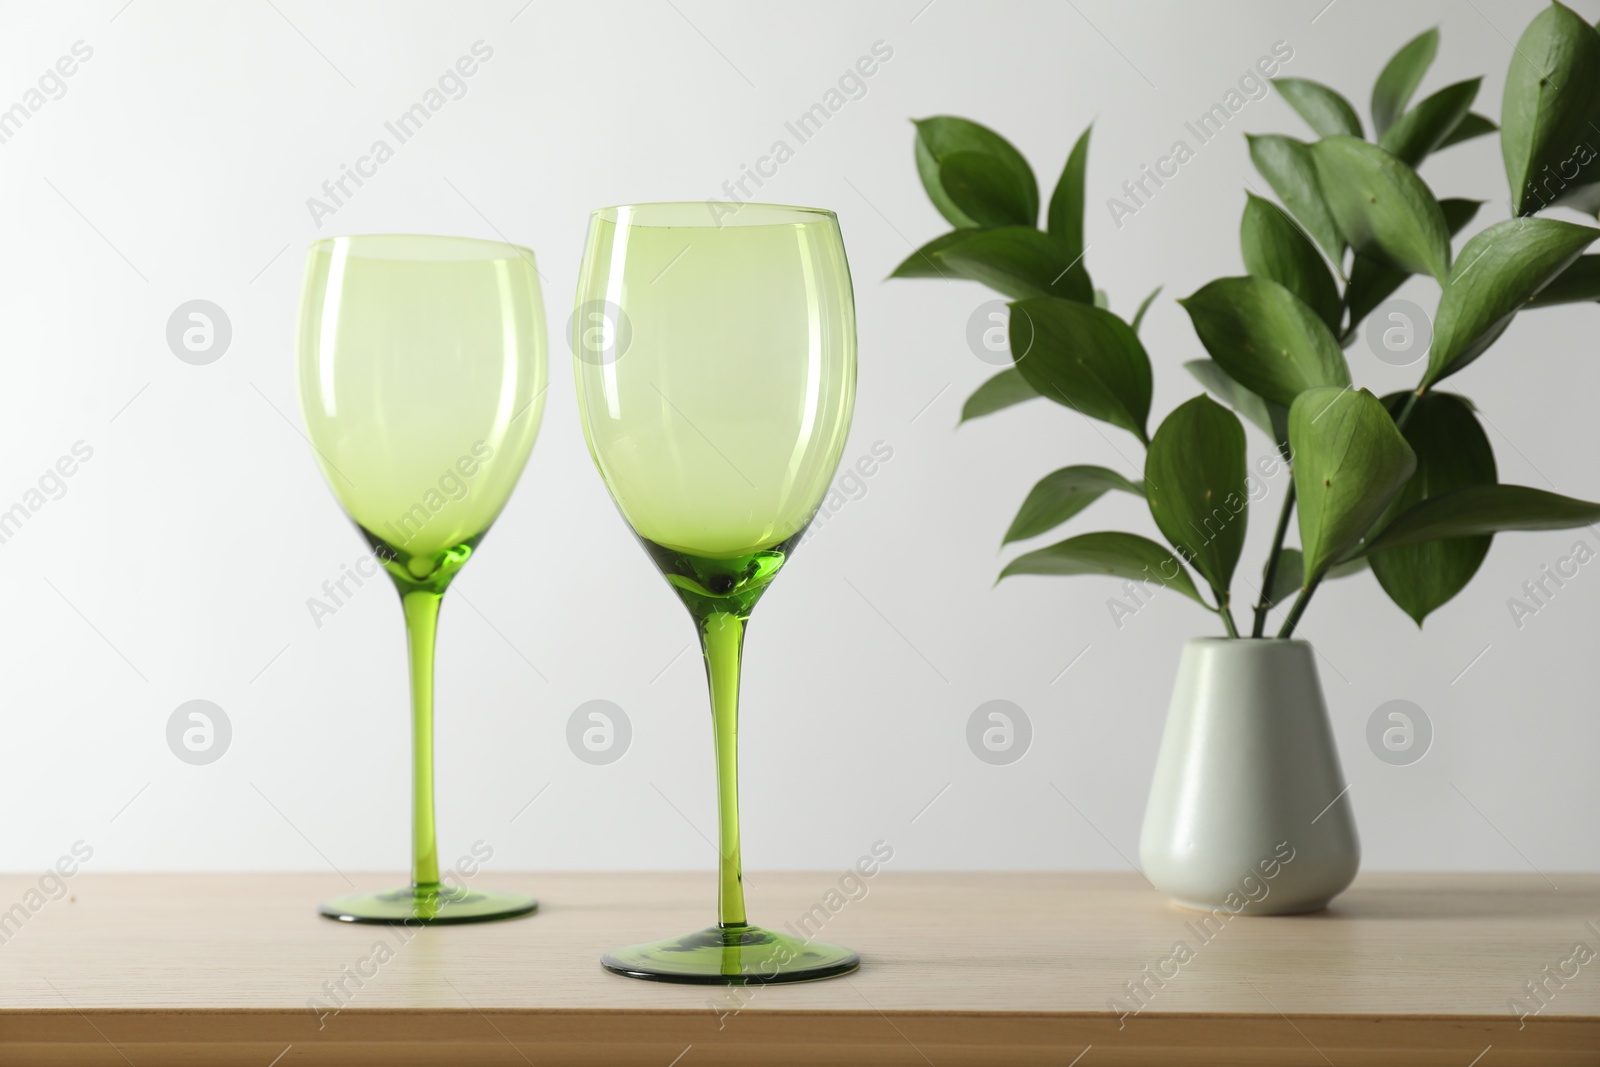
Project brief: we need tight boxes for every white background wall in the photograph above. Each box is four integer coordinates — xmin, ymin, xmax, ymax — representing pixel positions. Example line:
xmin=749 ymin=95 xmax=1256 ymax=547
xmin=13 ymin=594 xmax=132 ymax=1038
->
xmin=1 ymin=0 xmax=1594 ymax=880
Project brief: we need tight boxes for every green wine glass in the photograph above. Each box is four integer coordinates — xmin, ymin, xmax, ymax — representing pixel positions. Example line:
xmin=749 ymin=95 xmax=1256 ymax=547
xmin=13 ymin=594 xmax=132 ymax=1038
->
xmin=574 ymin=202 xmax=859 ymax=983
xmin=296 ymin=233 xmax=547 ymax=924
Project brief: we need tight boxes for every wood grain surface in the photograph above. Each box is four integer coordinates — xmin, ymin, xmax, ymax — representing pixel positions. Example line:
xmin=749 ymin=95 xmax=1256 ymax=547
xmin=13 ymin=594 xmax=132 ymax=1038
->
xmin=0 ymin=871 xmax=1594 ymax=1064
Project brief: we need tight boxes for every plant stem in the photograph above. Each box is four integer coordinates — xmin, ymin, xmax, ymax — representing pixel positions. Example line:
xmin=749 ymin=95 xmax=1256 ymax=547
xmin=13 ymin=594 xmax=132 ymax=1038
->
xmin=699 ymin=610 xmax=749 ymax=928
xmin=1395 ymin=387 xmax=1424 ymax=430
xmin=1277 ymin=574 xmax=1324 ymax=640
xmin=401 ymin=589 xmax=443 ymax=889
xmin=1264 ymin=276 xmax=1374 ymax=642
xmin=1217 ymin=599 xmax=1240 ymax=638
xmin=1253 ymin=482 xmax=1298 ymax=638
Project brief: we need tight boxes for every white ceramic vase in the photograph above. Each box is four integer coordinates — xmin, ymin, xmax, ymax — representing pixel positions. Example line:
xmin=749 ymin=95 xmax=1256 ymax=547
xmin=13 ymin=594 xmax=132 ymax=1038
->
xmin=1139 ymin=638 xmax=1359 ymax=914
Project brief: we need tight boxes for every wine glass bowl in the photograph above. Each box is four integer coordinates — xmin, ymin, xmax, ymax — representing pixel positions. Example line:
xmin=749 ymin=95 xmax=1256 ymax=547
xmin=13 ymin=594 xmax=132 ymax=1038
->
xmin=299 ymin=234 xmax=546 ymax=583
xmin=576 ymin=203 xmax=855 ymax=566
xmin=296 ymin=233 xmax=547 ymax=924
xmin=574 ymin=202 xmax=859 ymax=982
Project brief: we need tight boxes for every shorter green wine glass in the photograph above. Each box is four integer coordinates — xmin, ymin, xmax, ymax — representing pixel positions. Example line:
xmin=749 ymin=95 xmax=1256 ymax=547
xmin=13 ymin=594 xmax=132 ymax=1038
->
xmin=297 ymin=233 xmax=547 ymax=925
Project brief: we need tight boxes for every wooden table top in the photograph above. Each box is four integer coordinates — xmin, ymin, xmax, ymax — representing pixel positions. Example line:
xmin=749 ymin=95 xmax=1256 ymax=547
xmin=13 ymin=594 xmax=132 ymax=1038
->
xmin=0 ymin=871 xmax=1594 ymax=1065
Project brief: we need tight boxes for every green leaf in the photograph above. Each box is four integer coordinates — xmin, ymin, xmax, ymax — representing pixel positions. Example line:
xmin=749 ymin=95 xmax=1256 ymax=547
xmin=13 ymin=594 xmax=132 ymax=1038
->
xmin=1425 ymin=217 xmax=1600 ymax=386
xmin=1263 ymin=547 xmax=1304 ymax=610
xmin=1183 ymin=359 xmax=1288 ymax=447
xmin=1289 ymin=387 xmax=1417 ymax=583
xmin=1145 ymin=396 xmax=1249 ymax=598
xmin=1093 ymin=288 xmax=1110 ymax=309
xmin=1441 ymin=197 xmax=1487 ymax=231
xmin=1501 ymin=2 xmax=1600 ymax=215
xmin=1328 ymin=555 xmax=1371 ymax=580
xmin=888 ymin=231 xmax=971 ymax=280
xmin=1369 ymin=393 xmax=1497 ymax=625
xmin=1132 ymin=286 xmax=1162 ymax=333
xmin=1379 ymin=78 xmax=1482 ymax=167
xmin=914 ymin=117 xmax=1039 ymax=229
xmin=1442 ymin=195 xmax=1487 ymax=234
xmin=1363 ymin=485 xmax=1600 ymax=553
xmin=938 ymin=226 xmax=1094 ymax=303
xmin=1527 ymin=254 xmax=1600 ymax=306
xmin=1179 ymin=276 xmax=1350 ymax=409
xmin=939 ymin=151 xmax=1039 ymax=229
xmin=1248 ymin=134 xmax=1345 ymax=264
xmin=1002 ymin=465 xmax=1144 ymax=545
xmin=1240 ymin=192 xmax=1342 ymax=332
xmin=1311 ymin=135 xmax=1451 ymax=281
xmin=1274 ymin=77 xmax=1363 ymax=138
xmin=960 ymin=368 xmax=1038 ymax=423
xmin=1342 ymin=198 xmax=1482 ymax=342
xmin=999 ymin=531 xmax=1206 ymax=606
xmin=1436 ymin=111 xmax=1497 ymax=150
xmin=1047 ymin=124 xmax=1092 ymax=254
xmin=1372 ymin=27 xmax=1439 ymax=136
xmin=1008 ymin=297 xmax=1153 ymax=442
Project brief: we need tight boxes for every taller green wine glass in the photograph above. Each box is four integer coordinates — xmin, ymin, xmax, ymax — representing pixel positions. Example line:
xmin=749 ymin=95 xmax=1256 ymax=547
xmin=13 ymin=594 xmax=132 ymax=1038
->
xmin=574 ymin=203 xmax=859 ymax=983
xmin=297 ymin=233 xmax=546 ymax=924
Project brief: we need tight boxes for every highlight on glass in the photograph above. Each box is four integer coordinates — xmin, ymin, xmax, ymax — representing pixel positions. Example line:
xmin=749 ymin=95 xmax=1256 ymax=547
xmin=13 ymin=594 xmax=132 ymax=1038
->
xmin=296 ymin=233 xmax=547 ymax=924
xmin=574 ymin=202 xmax=860 ymax=982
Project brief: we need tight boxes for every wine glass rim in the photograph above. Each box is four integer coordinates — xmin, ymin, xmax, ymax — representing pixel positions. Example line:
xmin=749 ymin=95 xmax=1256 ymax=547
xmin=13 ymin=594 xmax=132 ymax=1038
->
xmin=307 ymin=232 xmax=537 ymax=262
xmin=591 ymin=202 xmax=838 ymax=228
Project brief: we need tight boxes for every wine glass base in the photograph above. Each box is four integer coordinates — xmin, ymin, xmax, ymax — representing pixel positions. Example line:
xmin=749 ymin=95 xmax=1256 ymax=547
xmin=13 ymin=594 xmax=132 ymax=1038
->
xmin=318 ymin=884 xmax=538 ymax=925
xmin=602 ymin=924 xmax=860 ymax=984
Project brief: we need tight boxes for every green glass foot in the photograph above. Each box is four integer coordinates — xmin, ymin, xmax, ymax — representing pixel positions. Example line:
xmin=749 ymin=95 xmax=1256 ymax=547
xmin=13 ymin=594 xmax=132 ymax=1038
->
xmin=602 ymin=924 xmax=860 ymax=984
xmin=318 ymin=884 xmax=538 ymax=925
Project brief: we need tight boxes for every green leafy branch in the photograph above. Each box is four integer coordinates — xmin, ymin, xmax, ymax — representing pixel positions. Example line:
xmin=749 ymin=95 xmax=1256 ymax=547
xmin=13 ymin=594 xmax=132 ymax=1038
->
xmin=895 ymin=3 xmax=1600 ymax=640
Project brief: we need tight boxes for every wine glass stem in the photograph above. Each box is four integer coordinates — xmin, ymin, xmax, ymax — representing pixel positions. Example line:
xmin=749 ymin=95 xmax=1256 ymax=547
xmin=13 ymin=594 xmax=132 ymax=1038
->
xmin=402 ymin=588 xmax=443 ymax=890
xmin=699 ymin=610 xmax=748 ymax=929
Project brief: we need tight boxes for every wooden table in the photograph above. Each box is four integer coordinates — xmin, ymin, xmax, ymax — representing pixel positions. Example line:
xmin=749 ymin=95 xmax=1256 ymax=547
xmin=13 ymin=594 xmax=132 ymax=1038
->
xmin=0 ymin=871 xmax=1594 ymax=1065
